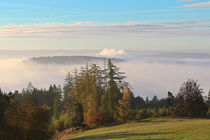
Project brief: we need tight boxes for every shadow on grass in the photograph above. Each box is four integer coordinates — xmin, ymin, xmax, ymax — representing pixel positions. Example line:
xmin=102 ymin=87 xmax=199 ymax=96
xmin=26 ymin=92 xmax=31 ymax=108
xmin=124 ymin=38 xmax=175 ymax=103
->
xmin=68 ymin=132 xmax=173 ymax=140
xmin=136 ymin=119 xmax=167 ymax=123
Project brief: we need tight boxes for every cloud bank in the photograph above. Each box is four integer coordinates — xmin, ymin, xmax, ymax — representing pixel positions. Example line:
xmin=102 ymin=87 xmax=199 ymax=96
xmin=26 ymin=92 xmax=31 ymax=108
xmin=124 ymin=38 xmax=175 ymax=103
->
xmin=0 ymin=20 xmax=210 ymax=39
xmin=1 ymin=50 xmax=210 ymax=98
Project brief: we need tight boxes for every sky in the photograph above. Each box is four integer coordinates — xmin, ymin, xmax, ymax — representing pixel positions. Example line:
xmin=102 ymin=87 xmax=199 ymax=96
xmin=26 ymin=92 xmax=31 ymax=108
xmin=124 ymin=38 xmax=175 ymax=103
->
xmin=0 ymin=0 xmax=210 ymax=50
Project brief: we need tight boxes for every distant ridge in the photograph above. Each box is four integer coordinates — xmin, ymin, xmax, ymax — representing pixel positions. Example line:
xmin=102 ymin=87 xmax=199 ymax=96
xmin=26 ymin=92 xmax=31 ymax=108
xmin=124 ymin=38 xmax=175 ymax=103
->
xmin=26 ymin=56 xmax=123 ymax=65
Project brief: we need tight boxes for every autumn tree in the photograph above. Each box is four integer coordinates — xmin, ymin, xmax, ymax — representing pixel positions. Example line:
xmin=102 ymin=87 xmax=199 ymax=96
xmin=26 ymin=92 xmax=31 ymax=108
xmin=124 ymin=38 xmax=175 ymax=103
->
xmin=76 ymin=64 xmax=102 ymax=125
xmin=4 ymin=100 xmax=50 ymax=140
xmin=174 ymin=80 xmax=208 ymax=117
xmin=118 ymin=87 xmax=133 ymax=122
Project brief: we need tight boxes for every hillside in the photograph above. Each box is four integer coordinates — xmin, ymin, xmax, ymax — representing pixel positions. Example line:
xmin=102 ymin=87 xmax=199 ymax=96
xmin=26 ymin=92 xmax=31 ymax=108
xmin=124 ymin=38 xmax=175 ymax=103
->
xmin=27 ymin=56 xmax=123 ymax=65
xmin=63 ymin=117 xmax=210 ymax=140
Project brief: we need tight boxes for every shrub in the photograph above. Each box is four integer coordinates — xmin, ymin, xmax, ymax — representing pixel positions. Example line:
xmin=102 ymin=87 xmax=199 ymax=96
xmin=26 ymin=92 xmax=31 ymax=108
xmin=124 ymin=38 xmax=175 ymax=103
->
xmin=64 ymin=116 xmax=72 ymax=129
xmin=135 ymin=109 xmax=149 ymax=120
xmin=158 ymin=108 xmax=167 ymax=116
xmin=50 ymin=113 xmax=73 ymax=133
xmin=147 ymin=108 xmax=158 ymax=117
xmin=54 ymin=119 xmax=65 ymax=132
xmin=88 ymin=111 xmax=113 ymax=127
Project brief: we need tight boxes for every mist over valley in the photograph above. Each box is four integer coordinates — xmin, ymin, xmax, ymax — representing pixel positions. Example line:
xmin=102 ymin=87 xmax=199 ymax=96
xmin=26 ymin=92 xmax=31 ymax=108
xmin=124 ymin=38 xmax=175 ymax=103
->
xmin=1 ymin=49 xmax=210 ymax=98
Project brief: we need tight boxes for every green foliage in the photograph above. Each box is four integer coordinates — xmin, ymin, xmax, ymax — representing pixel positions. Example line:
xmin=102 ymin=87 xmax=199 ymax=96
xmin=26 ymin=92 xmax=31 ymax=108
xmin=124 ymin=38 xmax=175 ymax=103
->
xmin=157 ymin=108 xmax=170 ymax=116
xmin=166 ymin=91 xmax=175 ymax=108
xmin=0 ymin=90 xmax=13 ymax=122
xmin=53 ymin=87 xmax=62 ymax=120
xmin=102 ymin=59 xmax=125 ymax=120
xmin=135 ymin=109 xmax=149 ymax=120
xmin=50 ymin=113 xmax=73 ymax=133
xmin=135 ymin=108 xmax=172 ymax=120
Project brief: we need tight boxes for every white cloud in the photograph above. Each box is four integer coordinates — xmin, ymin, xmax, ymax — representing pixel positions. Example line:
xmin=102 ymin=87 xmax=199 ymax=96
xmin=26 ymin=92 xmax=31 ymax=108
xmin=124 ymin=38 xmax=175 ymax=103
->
xmin=176 ymin=1 xmax=210 ymax=8
xmin=97 ymin=48 xmax=126 ymax=57
xmin=0 ymin=20 xmax=210 ymax=39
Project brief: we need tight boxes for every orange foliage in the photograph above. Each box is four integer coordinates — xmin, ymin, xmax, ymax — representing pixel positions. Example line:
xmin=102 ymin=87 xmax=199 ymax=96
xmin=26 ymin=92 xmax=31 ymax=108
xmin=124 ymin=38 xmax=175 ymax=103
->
xmin=87 ymin=111 xmax=113 ymax=127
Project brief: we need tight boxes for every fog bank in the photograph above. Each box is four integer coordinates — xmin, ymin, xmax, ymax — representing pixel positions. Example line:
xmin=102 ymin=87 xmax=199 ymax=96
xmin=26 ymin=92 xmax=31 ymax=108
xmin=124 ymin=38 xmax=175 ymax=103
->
xmin=1 ymin=50 xmax=210 ymax=98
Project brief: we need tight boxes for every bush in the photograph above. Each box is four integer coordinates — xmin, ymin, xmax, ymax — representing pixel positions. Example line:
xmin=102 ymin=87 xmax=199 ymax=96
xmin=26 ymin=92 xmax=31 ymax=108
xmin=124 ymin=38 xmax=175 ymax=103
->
xmin=50 ymin=113 xmax=72 ymax=133
xmin=147 ymin=108 xmax=158 ymax=117
xmin=54 ymin=119 xmax=65 ymax=132
xmin=88 ymin=111 xmax=113 ymax=127
xmin=135 ymin=109 xmax=149 ymax=120
xmin=64 ymin=116 xmax=72 ymax=129
xmin=158 ymin=108 xmax=168 ymax=116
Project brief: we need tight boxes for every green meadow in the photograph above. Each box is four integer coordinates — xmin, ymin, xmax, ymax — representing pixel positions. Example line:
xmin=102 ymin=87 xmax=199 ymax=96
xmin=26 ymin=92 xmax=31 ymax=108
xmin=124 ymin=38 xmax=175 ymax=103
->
xmin=65 ymin=117 xmax=210 ymax=140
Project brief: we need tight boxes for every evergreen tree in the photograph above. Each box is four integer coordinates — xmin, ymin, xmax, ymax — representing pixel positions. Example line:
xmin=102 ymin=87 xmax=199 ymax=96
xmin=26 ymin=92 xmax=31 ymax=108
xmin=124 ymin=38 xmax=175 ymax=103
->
xmin=102 ymin=59 xmax=125 ymax=119
xmin=166 ymin=91 xmax=175 ymax=108
xmin=72 ymin=102 xmax=84 ymax=127
xmin=63 ymin=72 xmax=74 ymax=115
xmin=63 ymin=72 xmax=74 ymax=105
xmin=53 ymin=85 xmax=62 ymax=120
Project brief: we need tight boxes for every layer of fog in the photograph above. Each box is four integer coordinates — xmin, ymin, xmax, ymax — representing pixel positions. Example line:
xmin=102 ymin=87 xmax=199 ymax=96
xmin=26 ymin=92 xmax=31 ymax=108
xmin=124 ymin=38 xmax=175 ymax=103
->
xmin=1 ymin=49 xmax=210 ymax=98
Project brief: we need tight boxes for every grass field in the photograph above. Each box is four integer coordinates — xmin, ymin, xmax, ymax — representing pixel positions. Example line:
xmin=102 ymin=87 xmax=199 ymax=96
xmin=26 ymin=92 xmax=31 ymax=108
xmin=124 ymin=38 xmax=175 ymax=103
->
xmin=64 ymin=117 xmax=210 ymax=140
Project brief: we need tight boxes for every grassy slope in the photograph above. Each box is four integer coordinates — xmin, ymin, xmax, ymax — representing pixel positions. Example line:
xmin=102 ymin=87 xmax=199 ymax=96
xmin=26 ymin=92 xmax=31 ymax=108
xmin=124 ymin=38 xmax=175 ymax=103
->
xmin=64 ymin=117 xmax=210 ymax=140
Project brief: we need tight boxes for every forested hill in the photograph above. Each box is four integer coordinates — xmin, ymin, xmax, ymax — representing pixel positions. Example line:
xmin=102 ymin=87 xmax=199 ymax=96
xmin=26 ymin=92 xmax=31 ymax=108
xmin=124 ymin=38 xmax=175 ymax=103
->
xmin=26 ymin=56 xmax=123 ymax=65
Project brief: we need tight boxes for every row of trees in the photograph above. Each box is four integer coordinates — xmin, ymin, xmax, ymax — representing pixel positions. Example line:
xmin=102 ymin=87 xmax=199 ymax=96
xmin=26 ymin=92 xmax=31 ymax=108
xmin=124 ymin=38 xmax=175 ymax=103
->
xmin=1 ymin=59 xmax=210 ymax=140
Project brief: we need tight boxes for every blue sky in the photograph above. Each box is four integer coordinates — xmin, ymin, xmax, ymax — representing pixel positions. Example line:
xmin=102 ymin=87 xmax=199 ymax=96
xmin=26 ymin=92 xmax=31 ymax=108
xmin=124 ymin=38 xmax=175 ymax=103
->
xmin=0 ymin=0 xmax=210 ymax=50
xmin=1 ymin=0 xmax=210 ymax=25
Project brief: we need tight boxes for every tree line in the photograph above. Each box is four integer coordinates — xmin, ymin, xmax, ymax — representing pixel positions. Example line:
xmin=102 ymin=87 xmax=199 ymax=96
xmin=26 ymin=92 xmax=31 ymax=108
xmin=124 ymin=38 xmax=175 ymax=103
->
xmin=0 ymin=59 xmax=210 ymax=140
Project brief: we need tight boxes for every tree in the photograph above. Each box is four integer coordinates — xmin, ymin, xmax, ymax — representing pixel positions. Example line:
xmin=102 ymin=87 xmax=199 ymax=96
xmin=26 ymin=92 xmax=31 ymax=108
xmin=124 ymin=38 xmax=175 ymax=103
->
xmin=0 ymin=90 xmax=13 ymax=122
xmin=174 ymin=80 xmax=208 ymax=117
xmin=72 ymin=102 xmax=84 ymax=127
xmin=151 ymin=95 xmax=159 ymax=108
xmin=102 ymin=59 xmax=125 ymax=119
xmin=4 ymin=101 xmax=50 ymax=140
xmin=63 ymin=72 xmax=74 ymax=108
xmin=118 ymin=87 xmax=133 ymax=122
xmin=83 ymin=64 xmax=102 ymax=125
xmin=132 ymin=95 xmax=146 ymax=109
xmin=166 ymin=91 xmax=175 ymax=108
xmin=53 ymin=86 xmax=62 ymax=120
xmin=207 ymin=91 xmax=210 ymax=106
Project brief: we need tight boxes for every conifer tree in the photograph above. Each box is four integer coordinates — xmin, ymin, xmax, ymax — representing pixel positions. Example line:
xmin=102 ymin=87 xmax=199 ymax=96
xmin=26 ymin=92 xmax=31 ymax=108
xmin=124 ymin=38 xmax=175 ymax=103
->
xmin=102 ymin=59 xmax=125 ymax=119
xmin=63 ymin=72 xmax=74 ymax=114
xmin=53 ymin=85 xmax=62 ymax=120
